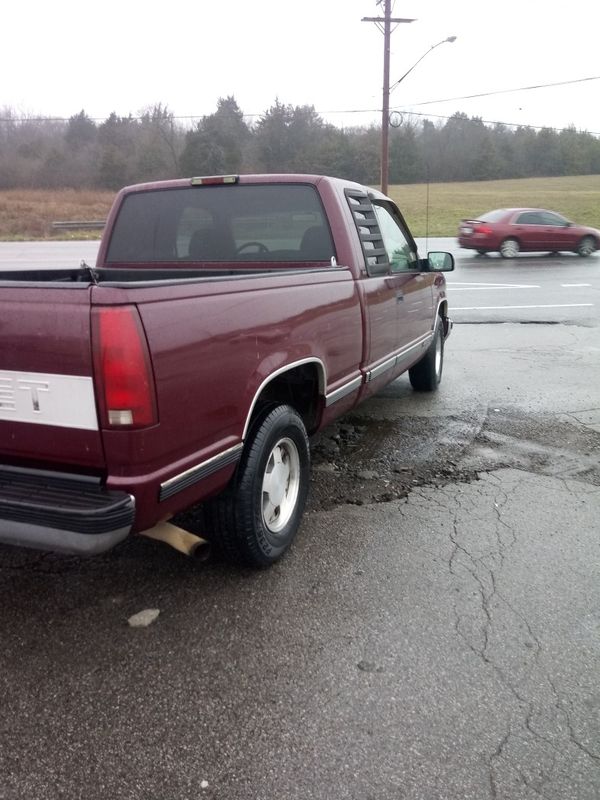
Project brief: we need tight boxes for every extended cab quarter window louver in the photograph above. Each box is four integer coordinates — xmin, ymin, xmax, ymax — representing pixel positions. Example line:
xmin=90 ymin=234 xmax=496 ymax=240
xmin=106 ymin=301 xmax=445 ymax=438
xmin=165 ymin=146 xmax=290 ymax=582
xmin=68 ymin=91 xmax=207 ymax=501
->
xmin=345 ymin=189 xmax=389 ymax=276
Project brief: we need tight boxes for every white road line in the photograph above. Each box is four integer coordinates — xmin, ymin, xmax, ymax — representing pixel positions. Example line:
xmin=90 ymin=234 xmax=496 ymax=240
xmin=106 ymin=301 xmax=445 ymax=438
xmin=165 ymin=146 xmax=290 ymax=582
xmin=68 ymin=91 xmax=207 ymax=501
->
xmin=447 ymin=286 xmax=540 ymax=291
xmin=561 ymin=283 xmax=591 ymax=287
xmin=448 ymin=282 xmax=540 ymax=288
xmin=453 ymin=303 xmax=594 ymax=311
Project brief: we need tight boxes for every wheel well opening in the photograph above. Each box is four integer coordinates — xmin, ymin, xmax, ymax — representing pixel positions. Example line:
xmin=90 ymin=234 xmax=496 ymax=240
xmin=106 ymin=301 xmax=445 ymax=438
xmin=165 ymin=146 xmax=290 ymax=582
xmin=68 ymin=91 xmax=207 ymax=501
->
xmin=250 ymin=363 xmax=322 ymax=435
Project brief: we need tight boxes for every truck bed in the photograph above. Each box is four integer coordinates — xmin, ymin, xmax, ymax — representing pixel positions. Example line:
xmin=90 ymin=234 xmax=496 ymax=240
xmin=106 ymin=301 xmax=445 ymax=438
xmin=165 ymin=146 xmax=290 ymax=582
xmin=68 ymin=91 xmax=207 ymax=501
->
xmin=0 ymin=264 xmax=341 ymax=286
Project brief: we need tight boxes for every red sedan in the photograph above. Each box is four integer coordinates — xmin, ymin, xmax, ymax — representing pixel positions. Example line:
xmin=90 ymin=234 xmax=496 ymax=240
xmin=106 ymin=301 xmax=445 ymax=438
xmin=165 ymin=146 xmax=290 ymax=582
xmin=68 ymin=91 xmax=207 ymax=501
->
xmin=458 ymin=208 xmax=600 ymax=258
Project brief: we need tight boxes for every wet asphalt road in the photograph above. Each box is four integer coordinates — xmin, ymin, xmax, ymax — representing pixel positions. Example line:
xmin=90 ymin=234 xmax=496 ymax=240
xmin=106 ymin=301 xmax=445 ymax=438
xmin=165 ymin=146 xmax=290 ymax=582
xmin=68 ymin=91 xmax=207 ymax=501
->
xmin=1 ymin=244 xmax=600 ymax=799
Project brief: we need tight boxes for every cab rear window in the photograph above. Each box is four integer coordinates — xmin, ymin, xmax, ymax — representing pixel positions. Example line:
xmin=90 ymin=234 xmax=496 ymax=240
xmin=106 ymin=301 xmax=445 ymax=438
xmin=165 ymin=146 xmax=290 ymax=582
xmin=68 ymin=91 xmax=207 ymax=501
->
xmin=105 ymin=184 xmax=336 ymax=264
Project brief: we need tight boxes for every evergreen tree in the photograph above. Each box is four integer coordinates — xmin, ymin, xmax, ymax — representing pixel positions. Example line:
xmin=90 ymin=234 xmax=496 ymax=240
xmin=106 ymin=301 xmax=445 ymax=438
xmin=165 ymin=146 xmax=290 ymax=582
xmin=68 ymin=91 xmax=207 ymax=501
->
xmin=179 ymin=96 xmax=249 ymax=176
xmin=65 ymin=110 xmax=96 ymax=151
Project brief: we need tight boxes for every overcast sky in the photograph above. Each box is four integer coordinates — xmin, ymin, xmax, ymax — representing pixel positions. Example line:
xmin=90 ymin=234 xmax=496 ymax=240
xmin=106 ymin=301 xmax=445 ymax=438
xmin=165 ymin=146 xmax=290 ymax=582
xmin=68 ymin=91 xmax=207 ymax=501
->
xmin=3 ymin=0 xmax=600 ymax=135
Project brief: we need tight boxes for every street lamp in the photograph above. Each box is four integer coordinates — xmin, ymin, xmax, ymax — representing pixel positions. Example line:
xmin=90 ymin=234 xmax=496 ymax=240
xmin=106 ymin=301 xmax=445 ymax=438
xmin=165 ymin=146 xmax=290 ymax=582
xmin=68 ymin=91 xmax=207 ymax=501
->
xmin=390 ymin=36 xmax=457 ymax=96
xmin=382 ymin=35 xmax=456 ymax=194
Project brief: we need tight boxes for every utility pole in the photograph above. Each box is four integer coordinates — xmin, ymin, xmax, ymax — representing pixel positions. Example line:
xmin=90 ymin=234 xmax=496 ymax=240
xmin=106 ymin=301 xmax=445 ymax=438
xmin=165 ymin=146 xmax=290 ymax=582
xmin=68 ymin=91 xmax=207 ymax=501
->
xmin=362 ymin=2 xmax=415 ymax=195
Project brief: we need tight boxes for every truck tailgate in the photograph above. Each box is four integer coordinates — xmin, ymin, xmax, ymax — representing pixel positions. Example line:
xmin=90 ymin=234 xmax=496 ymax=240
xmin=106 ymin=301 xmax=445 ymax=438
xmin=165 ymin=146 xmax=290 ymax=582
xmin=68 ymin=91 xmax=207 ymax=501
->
xmin=0 ymin=284 xmax=104 ymax=469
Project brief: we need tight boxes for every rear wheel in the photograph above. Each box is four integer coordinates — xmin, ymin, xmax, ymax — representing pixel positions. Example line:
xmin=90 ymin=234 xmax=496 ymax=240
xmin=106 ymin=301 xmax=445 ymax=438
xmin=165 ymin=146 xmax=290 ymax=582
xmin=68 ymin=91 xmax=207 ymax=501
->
xmin=500 ymin=238 xmax=520 ymax=258
xmin=201 ymin=405 xmax=310 ymax=567
xmin=577 ymin=236 xmax=596 ymax=257
xmin=476 ymin=249 xmax=488 ymax=255
xmin=409 ymin=324 xmax=444 ymax=392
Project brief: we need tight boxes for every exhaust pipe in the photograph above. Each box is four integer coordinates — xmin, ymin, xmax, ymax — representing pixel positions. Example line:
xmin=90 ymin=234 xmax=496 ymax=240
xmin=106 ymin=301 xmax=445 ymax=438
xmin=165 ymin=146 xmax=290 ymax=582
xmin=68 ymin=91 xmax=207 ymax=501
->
xmin=139 ymin=521 xmax=211 ymax=561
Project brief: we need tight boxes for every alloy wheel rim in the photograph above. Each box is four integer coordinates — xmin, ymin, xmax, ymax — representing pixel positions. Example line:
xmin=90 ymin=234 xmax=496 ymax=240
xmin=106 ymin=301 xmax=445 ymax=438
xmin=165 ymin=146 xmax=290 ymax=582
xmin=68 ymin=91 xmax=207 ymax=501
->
xmin=434 ymin=332 xmax=442 ymax=377
xmin=261 ymin=437 xmax=301 ymax=534
xmin=501 ymin=240 xmax=518 ymax=257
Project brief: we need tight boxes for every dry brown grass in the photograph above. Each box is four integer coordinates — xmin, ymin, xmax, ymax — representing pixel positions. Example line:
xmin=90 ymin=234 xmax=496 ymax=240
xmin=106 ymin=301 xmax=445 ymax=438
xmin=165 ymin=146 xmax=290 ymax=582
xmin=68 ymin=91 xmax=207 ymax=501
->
xmin=2 ymin=176 xmax=600 ymax=240
xmin=0 ymin=189 xmax=115 ymax=240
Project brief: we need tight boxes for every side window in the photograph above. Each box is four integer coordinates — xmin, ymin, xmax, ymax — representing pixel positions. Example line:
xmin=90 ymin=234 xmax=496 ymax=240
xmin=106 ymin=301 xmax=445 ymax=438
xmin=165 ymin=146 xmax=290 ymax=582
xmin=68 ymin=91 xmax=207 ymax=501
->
xmin=516 ymin=212 xmax=542 ymax=225
xmin=539 ymin=211 xmax=566 ymax=227
xmin=372 ymin=203 xmax=418 ymax=272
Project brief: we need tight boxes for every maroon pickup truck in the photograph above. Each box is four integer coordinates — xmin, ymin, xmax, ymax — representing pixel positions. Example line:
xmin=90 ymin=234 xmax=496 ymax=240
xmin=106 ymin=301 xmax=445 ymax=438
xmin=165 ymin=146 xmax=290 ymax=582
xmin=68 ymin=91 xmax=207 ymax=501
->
xmin=0 ymin=174 xmax=453 ymax=566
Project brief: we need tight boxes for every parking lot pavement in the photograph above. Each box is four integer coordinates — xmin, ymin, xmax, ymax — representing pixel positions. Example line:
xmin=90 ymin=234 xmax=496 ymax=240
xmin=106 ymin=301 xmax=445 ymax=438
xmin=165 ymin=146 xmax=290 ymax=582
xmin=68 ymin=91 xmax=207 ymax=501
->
xmin=1 ymin=243 xmax=600 ymax=799
xmin=275 ymin=468 xmax=600 ymax=799
xmin=1 ymin=464 xmax=599 ymax=800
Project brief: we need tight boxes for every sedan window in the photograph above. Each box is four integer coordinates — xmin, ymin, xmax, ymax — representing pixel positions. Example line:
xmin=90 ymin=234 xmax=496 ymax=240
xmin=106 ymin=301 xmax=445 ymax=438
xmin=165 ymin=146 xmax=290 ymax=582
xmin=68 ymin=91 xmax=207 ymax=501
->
xmin=479 ymin=209 xmax=507 ymax=223
xmin=538 ymin=211 xmax=568 ymax=226
xmin=515 ymin=212 xmax=544 ymax=225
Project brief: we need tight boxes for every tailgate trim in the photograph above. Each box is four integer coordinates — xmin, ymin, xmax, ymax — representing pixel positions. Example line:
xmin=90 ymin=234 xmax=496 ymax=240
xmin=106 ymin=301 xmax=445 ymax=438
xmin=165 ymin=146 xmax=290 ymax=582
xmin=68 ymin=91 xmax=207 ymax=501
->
xmin=0 ymin=370 xmax=98 ymax=430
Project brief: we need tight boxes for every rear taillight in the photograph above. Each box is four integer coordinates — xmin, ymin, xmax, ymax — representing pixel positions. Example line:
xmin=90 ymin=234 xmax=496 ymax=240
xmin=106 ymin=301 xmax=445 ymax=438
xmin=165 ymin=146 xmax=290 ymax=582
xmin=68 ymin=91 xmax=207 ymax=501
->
xmin=92 ymin=306 xmax=158 ymax=428
xmin=477 ymin=224 xmax=493 ymax=236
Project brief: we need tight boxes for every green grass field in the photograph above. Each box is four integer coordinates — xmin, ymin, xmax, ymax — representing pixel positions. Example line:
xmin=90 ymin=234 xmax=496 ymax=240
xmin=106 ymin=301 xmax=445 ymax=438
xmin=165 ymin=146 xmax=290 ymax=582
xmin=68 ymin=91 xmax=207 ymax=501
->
xmin=387 ymin=174 xmax=600 ymax=237
xmin=0 ymin=175 xmax=599 ymax=240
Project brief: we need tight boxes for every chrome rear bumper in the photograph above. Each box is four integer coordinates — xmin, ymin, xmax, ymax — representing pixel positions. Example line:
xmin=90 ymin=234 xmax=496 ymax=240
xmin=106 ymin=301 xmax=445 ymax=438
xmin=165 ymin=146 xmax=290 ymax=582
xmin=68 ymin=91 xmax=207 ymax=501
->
xmin=0 ymin=465 xmax=134 ymax=555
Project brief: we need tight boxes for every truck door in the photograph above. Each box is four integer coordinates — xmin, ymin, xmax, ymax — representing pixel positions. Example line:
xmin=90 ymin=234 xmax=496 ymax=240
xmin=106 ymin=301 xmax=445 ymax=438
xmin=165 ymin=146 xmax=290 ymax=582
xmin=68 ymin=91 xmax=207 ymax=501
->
xmin=372 ymin=200 xmax=434 ymax=347
xmin=345 ymin=190 xmax=405 ymax=388
xmin=345 ymin=189 xmax=434 ymax=393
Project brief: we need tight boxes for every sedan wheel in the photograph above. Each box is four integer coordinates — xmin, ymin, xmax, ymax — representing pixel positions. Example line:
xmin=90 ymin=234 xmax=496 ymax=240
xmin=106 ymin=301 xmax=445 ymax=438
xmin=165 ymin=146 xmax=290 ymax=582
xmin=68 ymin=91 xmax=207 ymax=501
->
xmin=577 ymin=236 xmax=596 ymax=257
xmin=500 ymin=238 xmax=520 ymax=259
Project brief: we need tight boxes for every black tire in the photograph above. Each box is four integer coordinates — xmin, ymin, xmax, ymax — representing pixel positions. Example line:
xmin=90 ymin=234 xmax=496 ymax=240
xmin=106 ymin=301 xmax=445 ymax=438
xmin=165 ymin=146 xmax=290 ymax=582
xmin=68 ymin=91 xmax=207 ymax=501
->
xmin=409 ymin=323 xmax=444 ymax=392
xmin=476 ymin=249 xmax=487 ymax=255
xmin=202 ymin=405 xmax=310 ymax=568
xmin=499 ymin=238 xmax=520 ymax=258
xmin=577 ymin=236 xmax=596 ymax=257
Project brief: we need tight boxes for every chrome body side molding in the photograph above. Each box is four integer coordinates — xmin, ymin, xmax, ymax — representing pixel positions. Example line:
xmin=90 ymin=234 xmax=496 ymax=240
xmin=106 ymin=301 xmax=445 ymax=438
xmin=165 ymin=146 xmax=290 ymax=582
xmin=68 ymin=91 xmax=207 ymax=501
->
xmin=160 ymin=443 xmax=244 ymax=501
xmin=366 ymin=333 xmax=432 ymax=383
xmin=325 ymin=376 xmax=363 ymax=407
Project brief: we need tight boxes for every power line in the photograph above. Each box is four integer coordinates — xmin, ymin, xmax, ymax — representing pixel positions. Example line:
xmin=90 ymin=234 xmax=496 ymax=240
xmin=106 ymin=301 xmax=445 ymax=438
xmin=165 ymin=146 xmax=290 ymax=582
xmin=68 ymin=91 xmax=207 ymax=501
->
xmin=1 ymin=108 xmax=598 ymax=136
xmin=1 ymin=73 xmax=600 ymax=135
xmin=400 ymin=74 xmax=600 ymax=107
xmin=2 ymin=76 xmax=599 ymax=123
xmin=391 ymin=109 xmax=600 ymax=136
xmin=311 ymin=75 xmax=600 ymax=118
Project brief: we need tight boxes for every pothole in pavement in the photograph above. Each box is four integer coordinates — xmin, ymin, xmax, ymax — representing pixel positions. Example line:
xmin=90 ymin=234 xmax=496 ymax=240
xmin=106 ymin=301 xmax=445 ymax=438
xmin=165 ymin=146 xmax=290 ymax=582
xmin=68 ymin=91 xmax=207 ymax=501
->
xmin=466 ymin=407 xmax=600 ymax=481
xmin=307 ymin=407 xmax=600 ymax=512
xmin=308 ymin=415 xmax=481 ymax=511
xmin=2 ymin=408 xmax=598 ymax=573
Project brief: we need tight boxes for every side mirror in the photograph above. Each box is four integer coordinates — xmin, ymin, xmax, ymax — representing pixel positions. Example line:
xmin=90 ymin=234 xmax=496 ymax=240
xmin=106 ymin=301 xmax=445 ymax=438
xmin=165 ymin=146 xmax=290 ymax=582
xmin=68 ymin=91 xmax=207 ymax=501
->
xmin=423 ymin=251 xmax=454 ymax=272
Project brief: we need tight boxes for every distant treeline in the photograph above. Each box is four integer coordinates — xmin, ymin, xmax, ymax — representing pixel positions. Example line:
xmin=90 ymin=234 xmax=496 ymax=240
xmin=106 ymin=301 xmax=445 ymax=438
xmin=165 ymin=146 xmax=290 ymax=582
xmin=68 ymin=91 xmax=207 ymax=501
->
xmin=1 ymin=96 xmax=600 ymax=190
